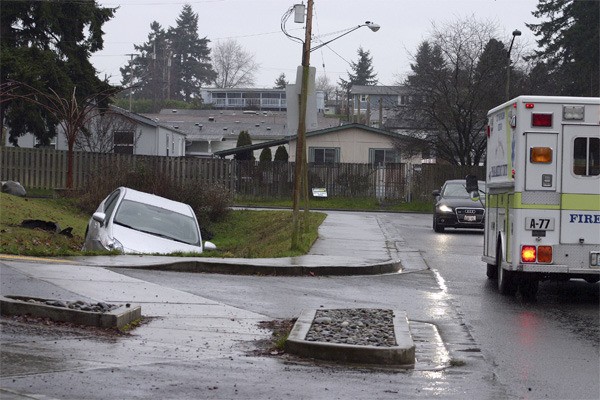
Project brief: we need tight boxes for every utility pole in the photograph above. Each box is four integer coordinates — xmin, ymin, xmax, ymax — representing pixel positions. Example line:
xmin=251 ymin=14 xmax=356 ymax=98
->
xmin=291 ymin=0 xmax=313 ymax=250
xmin=126 ymin=53 xmax=135 ymax=112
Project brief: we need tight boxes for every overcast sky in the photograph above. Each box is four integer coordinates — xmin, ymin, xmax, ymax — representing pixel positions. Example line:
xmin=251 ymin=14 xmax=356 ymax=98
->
xmin=91 ymin=0 xmax=541 ymax=89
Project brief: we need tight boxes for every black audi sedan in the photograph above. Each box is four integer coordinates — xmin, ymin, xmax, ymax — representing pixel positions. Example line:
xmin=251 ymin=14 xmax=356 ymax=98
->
xmin=432 ymin=179 xmax=486 ymax=233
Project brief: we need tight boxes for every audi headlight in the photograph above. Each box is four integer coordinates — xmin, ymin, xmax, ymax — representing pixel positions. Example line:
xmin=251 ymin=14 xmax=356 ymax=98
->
xmin=438 ymin=204 xmax=453 ymax=213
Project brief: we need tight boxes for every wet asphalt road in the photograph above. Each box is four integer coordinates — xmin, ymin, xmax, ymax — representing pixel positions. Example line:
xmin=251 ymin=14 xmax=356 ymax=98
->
xmin=1 ymin=211 xmax=598 ymax=399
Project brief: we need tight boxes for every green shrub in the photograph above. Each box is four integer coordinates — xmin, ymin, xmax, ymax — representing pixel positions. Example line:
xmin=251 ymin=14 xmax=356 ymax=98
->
xmin=274 ymin=145 xmax=289 ymax=162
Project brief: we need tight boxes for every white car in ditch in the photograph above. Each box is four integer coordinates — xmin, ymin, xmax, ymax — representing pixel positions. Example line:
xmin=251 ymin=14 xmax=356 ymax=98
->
xmin=83 ymin=187 xmax=216 ymax=254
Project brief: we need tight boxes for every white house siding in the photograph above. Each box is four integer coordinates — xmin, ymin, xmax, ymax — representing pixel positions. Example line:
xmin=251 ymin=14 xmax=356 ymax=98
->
xmin=4 ymin=132 xmax=38 ymax=148
xmin=289 ymin=127 xmax=413 ymax=164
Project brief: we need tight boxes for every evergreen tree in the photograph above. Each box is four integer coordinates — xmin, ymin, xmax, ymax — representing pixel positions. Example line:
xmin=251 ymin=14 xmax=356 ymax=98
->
xmin=167 ymin=5 xmax=216 ymax=101
xmin=476 ymin=39 xmax=511 ymax=109
xmin=274 ymin=73 xmax=288 ymax=89
xmin=120 ymin=5 xmax=216 ymax=108
xmin=274 ymin=145 xmax=289 ymax=162
xmin=234 ymin=131 xmax=254 ymax=161
xmin=121 ymin=22 xmax=169 ymax=108
xmin=339 ymin=47 xmax=378 ymax=90
xmin=1 ymin=1 xmax=116 ymax=145
xmin=259 ymin=147 xmax=272 ymax=164
xmin=527 ymin=0 xmax=599 ymax=96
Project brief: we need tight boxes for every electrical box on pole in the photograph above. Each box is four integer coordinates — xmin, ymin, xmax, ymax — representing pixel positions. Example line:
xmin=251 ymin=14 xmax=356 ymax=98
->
xmin=293 ymin=4 xmax=305 ymax=23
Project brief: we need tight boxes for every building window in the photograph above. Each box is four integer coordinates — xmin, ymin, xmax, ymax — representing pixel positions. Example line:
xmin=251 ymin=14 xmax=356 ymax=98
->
xmin=398 ymin=95 xmax=409 ymax=106
xmin=309 ymin=147 xmax=339 ymax=164
xmin=114 ymin=131 xmax=134 ymax=154
xmin=369 ymin=148 xmax=400 ymax=165
xmin=573 ymin=137 xmax=599 ymax=176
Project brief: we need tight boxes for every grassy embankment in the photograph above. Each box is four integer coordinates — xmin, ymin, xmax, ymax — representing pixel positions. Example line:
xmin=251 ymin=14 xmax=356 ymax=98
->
xmin=0 ymin=192 xmax=326 ymax=258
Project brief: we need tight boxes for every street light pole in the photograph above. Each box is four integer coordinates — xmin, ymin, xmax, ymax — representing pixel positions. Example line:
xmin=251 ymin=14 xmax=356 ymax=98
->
xmin=505 ymin=29 xmax=521 ymax=101
xmin=287 ymin=1 xmax=379 ymax=250
xmin=291 ymin=0 xmax=313 ymax=250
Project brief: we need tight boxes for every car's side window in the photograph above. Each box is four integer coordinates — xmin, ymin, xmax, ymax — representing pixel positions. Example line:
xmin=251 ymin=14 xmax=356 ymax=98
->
xmin=103 ymin=190 xmax=121 ymax=220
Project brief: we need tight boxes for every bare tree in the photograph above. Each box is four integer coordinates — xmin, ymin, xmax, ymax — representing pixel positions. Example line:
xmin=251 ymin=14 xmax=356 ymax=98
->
xmin=0 ymin=80 xmax=120 ymax=187
xmin=212 ymin=39 xmax=259 ymax=88
xmin=392 ymin=17 xmax=508 ymax=166
xmin=316 ymin=74 xmax=335 ymax=101
xmin=76 ymin=111 xmax=141 ymax=153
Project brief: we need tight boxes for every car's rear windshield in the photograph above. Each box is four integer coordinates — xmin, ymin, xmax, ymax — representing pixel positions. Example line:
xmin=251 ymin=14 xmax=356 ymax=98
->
xmin=114 ymin=200 xmax=200 ymax=245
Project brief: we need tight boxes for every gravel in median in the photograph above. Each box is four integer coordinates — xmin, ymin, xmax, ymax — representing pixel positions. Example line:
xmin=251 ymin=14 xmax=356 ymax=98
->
xmin=305 ymin=308 xmax=397 ymax=347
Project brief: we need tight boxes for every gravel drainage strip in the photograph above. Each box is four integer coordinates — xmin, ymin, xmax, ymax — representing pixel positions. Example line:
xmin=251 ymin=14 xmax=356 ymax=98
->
xmin=285 ymin=308 xmax=415 ymax=367
xmin=0 ymin=295 xmax=141 ymax=329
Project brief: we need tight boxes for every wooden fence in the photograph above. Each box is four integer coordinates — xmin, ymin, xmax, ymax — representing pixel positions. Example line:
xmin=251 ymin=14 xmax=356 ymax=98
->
xmin=0 ymin=147 xmax=485 ymax=201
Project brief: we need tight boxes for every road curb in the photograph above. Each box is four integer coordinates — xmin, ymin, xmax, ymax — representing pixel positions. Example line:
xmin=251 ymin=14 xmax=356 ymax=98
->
xmin=80 ymin=258 xmax=403 ymax=276
xmin=285 ymin=308 xmax=415 ymax=366
xmin=0 ymin=295 xmax=141 ymax=329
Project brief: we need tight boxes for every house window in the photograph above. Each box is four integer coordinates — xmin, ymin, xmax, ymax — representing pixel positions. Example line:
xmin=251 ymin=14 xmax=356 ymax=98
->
xmin=114 ymin=131 xmax=134 ymax=154
xmin=310 ymin=147 xmax=339 ymax=164
xmin=398 ymin=95 xmax=409 ymax=106
xmin=369 ymin=148 xmax=400 ymax=165
xmin=360 ymin=94 xmax=368 ymax=102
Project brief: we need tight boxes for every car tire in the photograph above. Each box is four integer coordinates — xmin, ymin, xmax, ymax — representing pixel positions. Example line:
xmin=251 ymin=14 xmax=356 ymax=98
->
xmin=497 ymin=248 xmax=517 ymax=295
xmin=433 ymin=218 xmax=445 ymax=233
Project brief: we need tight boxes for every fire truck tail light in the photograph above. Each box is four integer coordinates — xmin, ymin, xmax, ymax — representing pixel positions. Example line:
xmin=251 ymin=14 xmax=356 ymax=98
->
xmin=525 ymin=103 xmax=534 ymax=109
xmin=521 ymin=246 xmax=536 ymax=263
xmin=537 ymin=246 xmax=553 ymax=263
xmin=532 ymin=113 xmax=552 ymax=127
xmin=530 ymin=147 xmax=553 ymax=163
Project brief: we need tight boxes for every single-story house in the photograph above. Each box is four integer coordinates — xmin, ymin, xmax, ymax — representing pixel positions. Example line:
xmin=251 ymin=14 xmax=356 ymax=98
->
xmin=4 ymin=105 xmax=187 ymax=157
xmin=215 ymin=123 xmax=424 ymax=165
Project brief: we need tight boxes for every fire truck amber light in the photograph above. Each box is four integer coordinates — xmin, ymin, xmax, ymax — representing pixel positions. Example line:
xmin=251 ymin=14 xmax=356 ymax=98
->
xmin=532 ymin=113 xmax=552 ymax=127
xmin=530 ymin=147 xmax=553 ymax=163
xmin=521 ymin=246 xmax=536 ymax=263
xmin=537 ymin=246 xmax=553 ymax=263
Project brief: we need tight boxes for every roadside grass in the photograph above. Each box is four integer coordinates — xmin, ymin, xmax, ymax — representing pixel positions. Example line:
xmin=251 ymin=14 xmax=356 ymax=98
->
xmin=0 ymin=193 xmax=90 ymax=256
xmin=207 ymin=209 xmax=327 ymax=258
xmin=235 ymin=196 xmax=432 ymax=213
xmin=0 ymin=192 xmax=326 ymax=258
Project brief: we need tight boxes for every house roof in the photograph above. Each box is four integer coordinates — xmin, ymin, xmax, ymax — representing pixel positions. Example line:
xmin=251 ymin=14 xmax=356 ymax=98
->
xmin=303 ymin=122 xmax=413 ymax=141
xmin=142 ymin=109 xmax=340 ymax=143
xmin=109 ymin=105 xmax=185 ymax=136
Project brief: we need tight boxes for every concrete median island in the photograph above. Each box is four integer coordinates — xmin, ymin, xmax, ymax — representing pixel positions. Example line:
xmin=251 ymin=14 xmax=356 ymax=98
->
xmin=0 ymin=295 xmax=141 ymax=329
xmin=285 ymin=308 xmax=415 ymax=367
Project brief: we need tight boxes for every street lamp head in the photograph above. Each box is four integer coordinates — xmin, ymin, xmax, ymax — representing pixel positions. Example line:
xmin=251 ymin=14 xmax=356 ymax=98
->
xmin=512 ymin=29 xmax=522 ymax=37
xmin=365 ymin=21 xmax=380 ymax=32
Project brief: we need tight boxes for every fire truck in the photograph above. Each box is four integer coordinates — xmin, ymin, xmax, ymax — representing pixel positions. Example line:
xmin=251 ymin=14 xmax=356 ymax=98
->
xmin=476 ymin=96 xmax=600 ymax=299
